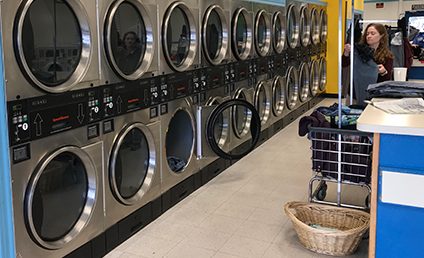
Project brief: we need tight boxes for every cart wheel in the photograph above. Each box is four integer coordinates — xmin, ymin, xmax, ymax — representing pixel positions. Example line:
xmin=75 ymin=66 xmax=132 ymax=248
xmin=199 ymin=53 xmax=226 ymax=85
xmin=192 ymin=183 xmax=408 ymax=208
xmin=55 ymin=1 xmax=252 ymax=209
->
xmin=316 ymin=184 xmax=327 ymax=201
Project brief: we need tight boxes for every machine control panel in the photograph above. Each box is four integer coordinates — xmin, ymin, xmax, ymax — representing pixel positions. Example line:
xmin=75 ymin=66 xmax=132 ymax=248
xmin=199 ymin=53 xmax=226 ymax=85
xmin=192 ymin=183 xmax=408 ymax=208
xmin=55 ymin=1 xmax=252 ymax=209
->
xmin=234 ymin=60 xmax=252 ymax=82
xmin=163 ymin=72 xmax=193 ymax=101
xmin=205 ymin=65 xmax=225 ymax=89
xmin=7 ymin=77 xmax=157 ymax=146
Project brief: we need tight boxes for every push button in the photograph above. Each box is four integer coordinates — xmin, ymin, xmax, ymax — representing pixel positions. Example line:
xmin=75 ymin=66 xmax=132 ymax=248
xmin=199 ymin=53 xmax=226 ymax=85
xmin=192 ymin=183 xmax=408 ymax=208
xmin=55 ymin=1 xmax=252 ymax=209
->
xmin=13 ymin=144 xmax=30 ymax=164
xmin=103 ymin=119 xmax=114 ymax=134
xmin=87 ymin=124 xmax=100 ymax=139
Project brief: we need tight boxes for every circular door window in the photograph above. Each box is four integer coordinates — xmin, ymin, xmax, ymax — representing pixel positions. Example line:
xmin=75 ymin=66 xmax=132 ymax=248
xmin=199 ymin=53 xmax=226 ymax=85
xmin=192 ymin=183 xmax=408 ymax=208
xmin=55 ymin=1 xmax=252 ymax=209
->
xmin=110 ymin=124 xmax=155 ymax=204
xmin=310 ymin=8 xmax=320 ymax=45
xmin=15 ymin=0 xmax=90 ymax=93
xmin=25 ymin=147 xmax=96 ymax=249
xmin=310 ymin=60 xmax=320 ymax=96
xmin=105 ymin=0 xmax=154 ymax=80
xmin=166 ymin=109 xmax=194 ymax=173
xmin=254 ymin=81 xmax=271 ymax=125
xmin=272 ymin=76 xmax=286 ymax=117
xmin=232 ymin=8 xmax=252 ymax=60
xmin=320 ymin=10 xmax=328 ymax=43
xmin=299 ymin=62 xmax=310 ymax=102
xmin=203 ymin=5 xmax=228 ymax=65
xmin=286 ymin=66 xmax=299 ymax=110
xmin=255 ymin=10 xmax=271 ymax=57
xmin=319 ymin=57 xmax=327 ymax=91
xmin=232 ymin=90 xmax=252 ymax=138
xmin=299 ymin=6 xmax=311 ymax=47
xmin=272 ymin=11 xmax=286 ymax=54
xmin=163 ymin=2 xmax=197 ymax=72
xmin=286 ymin=4 xmax=299 ymax=49
xmin=206 ymin=97 xmax=229 ymax=148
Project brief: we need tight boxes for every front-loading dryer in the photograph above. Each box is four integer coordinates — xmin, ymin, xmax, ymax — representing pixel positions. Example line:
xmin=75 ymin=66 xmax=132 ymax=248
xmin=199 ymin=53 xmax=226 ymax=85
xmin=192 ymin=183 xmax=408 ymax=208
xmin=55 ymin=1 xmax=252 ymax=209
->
xmin=253 ymin=73 xmax=272 ymax=145
xmin=269 ymin=4 xmax=286 ymax=56
xmin=318 ymin=54 xmax=327 ymax=94
xmin=101 ymin=81 xmax=161 ymax=250
xmin=319 ymin=5 xmax=328 ymax=54
xmin=1 ymin=0 xmax=101 ymax=100
xmin=298 ymin=60 xmax=311 ymax=105
xmin=159 ymin=0 xmax=200 ymax=74
xmin=284 ymin=65 xmax=300 ymax=126
xmin=199 ymin=0 xmax=233 ymax=67
xmin=8 ymin=115 xmax=104 ymax=257
xmin=99 ymin=0 xmax=159 ymax=84
xmin=308 ymin=54 xmax=322 ymax=109
xmin=231 ymin=0 xmax=254 ymax=61
xmin=252 ymin=3 xmax=272 ymax=58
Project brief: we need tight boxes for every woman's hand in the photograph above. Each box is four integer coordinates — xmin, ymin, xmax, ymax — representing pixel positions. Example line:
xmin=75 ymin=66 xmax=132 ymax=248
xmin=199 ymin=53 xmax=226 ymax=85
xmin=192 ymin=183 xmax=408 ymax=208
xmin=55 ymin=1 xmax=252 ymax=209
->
xmin=377 ymin=64 xmax=388 ymax=76
xmin=343 ymin=44 xmax=351 ymax=56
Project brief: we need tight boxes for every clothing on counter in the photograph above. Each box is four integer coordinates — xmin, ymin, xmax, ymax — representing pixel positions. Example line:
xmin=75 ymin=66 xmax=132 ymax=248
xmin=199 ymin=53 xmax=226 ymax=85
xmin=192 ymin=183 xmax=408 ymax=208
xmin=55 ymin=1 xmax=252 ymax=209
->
xmin=367 ymin=81 xmax=424 ymax=98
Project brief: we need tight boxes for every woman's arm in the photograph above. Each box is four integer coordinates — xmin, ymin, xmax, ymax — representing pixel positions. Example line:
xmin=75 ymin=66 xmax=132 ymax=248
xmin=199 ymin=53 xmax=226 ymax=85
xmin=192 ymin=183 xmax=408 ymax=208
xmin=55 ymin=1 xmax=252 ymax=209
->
xmin=378 ymin=57 xmax=394 ymax=82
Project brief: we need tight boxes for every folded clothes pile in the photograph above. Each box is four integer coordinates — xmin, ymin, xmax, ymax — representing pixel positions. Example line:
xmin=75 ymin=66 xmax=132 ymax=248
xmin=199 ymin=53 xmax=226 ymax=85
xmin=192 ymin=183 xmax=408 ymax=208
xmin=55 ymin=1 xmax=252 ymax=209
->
xmin=367 ymin=81 xmax=424 ymax=98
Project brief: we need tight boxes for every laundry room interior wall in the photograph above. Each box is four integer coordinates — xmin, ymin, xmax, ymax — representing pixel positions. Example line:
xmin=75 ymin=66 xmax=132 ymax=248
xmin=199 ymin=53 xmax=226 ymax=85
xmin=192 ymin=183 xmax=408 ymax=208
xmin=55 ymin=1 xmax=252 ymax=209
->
xmin=364 ymin=1 xmax=423 ymax=21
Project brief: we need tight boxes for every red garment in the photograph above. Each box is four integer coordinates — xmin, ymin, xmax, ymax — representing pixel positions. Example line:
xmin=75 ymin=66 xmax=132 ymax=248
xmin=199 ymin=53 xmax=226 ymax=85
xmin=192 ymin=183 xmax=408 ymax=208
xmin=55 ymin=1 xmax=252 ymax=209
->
xmin=403 ymin=37 xmax=413 ymax=69
xmin=377 ymin=57 xmax=393 ymax=82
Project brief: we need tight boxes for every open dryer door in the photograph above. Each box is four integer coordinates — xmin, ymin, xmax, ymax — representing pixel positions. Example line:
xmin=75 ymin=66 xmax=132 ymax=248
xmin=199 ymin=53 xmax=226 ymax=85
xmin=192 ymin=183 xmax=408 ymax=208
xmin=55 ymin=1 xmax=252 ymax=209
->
xmin=197 ymin=99 xmax=261 ymax=160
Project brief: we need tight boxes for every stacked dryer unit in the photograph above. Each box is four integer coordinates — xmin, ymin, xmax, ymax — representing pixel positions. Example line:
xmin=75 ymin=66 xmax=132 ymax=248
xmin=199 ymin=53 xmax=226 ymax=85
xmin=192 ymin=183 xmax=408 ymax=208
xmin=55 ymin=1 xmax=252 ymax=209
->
xmin=98 ymin=0 xmax=163 ymax=251
xmin=196 ymin=0 xmax=233 ymax=184
xmin=267 ymin=3 xmax=289 ymax=136
xmin=158 ymin=0 xmax=202 ymax=210
xmin=228 ymin=0 xmax=256 ymax=157
xmin=3 ymin=0 xmax=105 ymax=257
xmin=252 ymin=2 xmax=273 ymax=145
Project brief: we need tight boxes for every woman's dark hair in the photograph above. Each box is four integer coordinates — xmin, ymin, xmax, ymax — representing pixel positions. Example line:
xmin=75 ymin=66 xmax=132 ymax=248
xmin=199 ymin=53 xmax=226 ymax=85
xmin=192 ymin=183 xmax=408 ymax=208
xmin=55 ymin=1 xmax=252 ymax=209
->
xmin=122 ymin=31 xmax=140 ymax=47
xmin=360 ymin=23 xmax=394 ymax=64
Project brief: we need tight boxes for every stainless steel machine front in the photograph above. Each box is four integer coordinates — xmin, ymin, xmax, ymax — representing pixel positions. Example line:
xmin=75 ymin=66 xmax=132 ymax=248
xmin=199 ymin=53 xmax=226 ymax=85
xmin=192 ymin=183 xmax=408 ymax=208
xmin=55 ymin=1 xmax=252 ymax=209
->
xmin=2 ymin=0 xmax=101 ymax=100
xmin=231 ymin=0 xmax=254 ymax=60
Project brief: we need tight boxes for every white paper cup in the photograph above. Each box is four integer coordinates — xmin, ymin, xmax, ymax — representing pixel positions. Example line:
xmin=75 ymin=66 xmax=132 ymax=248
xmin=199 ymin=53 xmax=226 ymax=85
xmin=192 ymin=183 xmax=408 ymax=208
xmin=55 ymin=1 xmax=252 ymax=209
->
xmin=393 ymin=67 xmax=408 ymax=81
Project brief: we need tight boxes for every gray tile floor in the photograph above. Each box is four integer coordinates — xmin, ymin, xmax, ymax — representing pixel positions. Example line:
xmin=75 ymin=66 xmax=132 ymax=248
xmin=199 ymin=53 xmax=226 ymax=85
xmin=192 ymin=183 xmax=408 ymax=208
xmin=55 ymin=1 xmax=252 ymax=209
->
xmin=105 ymin=99 xmax=369 ymax=258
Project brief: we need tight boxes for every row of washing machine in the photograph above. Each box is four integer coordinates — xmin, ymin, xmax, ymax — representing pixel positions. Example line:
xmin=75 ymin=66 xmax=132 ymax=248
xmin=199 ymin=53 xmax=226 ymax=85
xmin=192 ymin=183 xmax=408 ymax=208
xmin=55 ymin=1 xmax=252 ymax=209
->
xmin=2 ymin=0 xmax=327 ymax=100
xmin=2 ymin=0 xmax=328 ymax=257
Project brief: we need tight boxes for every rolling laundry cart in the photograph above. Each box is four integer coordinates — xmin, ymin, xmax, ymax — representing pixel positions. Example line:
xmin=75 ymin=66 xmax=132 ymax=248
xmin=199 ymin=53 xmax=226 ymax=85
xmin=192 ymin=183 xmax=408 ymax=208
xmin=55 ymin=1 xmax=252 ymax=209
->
xmin=308 ymin=126 xmax=373 ymax=210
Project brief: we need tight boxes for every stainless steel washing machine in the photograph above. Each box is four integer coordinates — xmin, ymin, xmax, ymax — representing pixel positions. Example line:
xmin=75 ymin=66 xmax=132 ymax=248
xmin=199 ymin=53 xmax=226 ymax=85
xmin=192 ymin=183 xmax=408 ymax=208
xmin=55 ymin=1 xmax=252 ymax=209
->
xmin=308 ymin=55 xmax=323 ymax=109
xmin=228 ymin=60 xmax=256 ymax=155
xmin=8 ymin=112 xmax=104 ymax=258
xmin=1 ymin=0 xmax=100 ymax=100
xmin=199 ymin=0 xmax=232 ymax=67
xmin=298 ymin=61 xmax=311 ymax=104
xmin=269 ymin=4 xmax=286 ymax=55
xmin=318 ymin=55 xmax=327 ymax=93
xmin=286 ymin=2 xmax=300 ymax=52
xmin=159 ymin=0 xmax=200 ymax=74
xmin=99 ymin=0 xmax=159 ymax=84
xmin=252 ymin=3 xmax=272 ymax=58
xmin=231 ymin=0 xmax=254 ymax=61
xmin=319 ymin=5 xmax=328 ymax=54
xmin=253 ymin=73 xmax=272 ymax=145
xmin=284 ymin=65 xmax=300 ymax=125
xmin=102 ymin=86 xmax=161 ymax=239
xmin=310 ymin=5 xmax=321 ymax=48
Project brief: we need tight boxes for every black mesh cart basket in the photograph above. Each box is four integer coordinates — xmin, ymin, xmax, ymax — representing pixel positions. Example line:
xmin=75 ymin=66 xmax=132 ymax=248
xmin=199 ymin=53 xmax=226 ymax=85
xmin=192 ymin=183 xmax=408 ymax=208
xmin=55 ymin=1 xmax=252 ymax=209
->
xmin=308 ymin=126 xmax=373 ymax=210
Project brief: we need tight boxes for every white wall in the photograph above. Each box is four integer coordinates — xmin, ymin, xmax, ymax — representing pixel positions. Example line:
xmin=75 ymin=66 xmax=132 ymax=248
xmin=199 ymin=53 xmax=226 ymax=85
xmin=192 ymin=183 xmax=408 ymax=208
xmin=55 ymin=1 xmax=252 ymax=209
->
xmin=364 ymin=1 xmax=424 ymax=22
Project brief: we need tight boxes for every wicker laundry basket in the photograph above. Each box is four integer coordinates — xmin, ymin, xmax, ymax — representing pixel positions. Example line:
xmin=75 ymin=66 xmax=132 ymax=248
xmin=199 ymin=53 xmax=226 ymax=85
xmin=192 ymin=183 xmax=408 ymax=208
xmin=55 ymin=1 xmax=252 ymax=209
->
xmin=284 ymin=202 xmax=370 ymax=256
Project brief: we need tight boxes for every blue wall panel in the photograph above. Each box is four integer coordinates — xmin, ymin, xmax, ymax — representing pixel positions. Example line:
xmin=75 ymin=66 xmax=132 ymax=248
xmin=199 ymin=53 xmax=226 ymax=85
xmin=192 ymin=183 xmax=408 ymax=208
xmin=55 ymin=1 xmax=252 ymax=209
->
xmin=376 ymin=134 xmax=424 ymax=258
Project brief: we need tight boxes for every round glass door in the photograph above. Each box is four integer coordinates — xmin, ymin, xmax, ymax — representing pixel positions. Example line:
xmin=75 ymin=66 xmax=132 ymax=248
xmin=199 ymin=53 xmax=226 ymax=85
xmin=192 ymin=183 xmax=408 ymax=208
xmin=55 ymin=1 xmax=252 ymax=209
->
xmin=110 ymin=124 xmax=155 ymax=204
xmin=255 ymin=10 xmax=271 ymax=57
xmin=105 ymin=0 xmax=154 ymax=80
xmin=232 ymin=8 xmax=252 ymax=60
xmin=254 ymin=81 xmax=271 ymax=125
xmin=272 ymin=11 xmax=286 ymax=54
xmin=299 ymin=62 xmax=310 ymax=102
xmin=320 ymin=10 xmax=328 ymax=43
xmin=286 ymin=4 xmax=299 ymax=49
xmin=206 ymin=97 xmax=229 ymax=149
xmin=232 ymin=89 xmax=252 ymax=138
xmin=319 ymin=57 xmax=327 ymax=91
xmin=15 ymin=0 xmax=90 ymax=93
xmin=310 ymin=60 xmax=320 ymax=96
xmin=272 ymin=76 xmax=286 ymax=117
xmin=166 ymin=109 xmax=194 ymax=173
xmin=310 ymin=8 xmax=320 ymax=45
xmin=286 ymin=66 xmax=299 ymax=110
xmin=299 ymin=6 xmax=311 ymax=47
xmin=163 ymin=2 xmax=197 ymax=72
xmin=25 ymin=147 xmax=96 ymax=249
xmin=203 ymin=5 xmax=228 ymax=65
